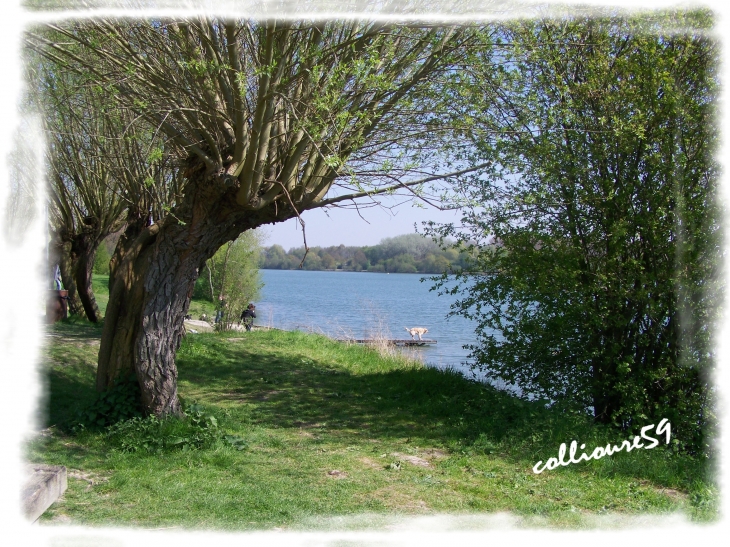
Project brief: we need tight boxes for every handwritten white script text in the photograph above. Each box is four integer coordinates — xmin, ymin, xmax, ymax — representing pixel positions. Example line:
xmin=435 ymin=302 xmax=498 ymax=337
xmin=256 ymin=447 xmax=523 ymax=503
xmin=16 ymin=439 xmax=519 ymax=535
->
xmin=532 ymin=418 xmax=671 ymax=474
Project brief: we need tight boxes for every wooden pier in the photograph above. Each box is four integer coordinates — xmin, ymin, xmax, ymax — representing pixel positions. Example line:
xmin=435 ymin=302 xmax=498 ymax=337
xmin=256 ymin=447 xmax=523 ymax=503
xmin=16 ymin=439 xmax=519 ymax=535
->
xmin=338 ymin=338 xmax=437 ymax=347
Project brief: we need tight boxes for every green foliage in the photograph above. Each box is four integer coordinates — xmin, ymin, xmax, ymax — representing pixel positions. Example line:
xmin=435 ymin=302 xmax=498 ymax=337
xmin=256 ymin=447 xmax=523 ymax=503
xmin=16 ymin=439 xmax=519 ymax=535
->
xmin=92 ymin=243 xmax=111 ymax=275
xmin=428 ymin=14 xmax=720 ymax=456
xmin=104 ymin=401 xmax=248 ymax=453
xmin=204 ymin=230 xmax=264 ymax=328
xmin=465 ymin=433 xmax=497 ymax=456
xmin=91 ymin=273 xmax=110 ymax=315
xmin=106 ymin=403 xmax=211 ymax=453
xmin=75 ymin=374 xmax=143 ymax=430
xmin=260 ymin=233 xmax=467 ymax=274
xmin=191 ymin=275 xmax=211 ymax=301
xmin=688 ymin=481 xmax=719 ymax=520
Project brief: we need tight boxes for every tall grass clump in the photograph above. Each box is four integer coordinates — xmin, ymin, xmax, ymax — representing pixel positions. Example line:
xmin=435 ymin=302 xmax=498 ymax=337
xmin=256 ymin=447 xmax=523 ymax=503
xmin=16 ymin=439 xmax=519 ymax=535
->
xmin=341 ymin=300 xmax=425 ymax=365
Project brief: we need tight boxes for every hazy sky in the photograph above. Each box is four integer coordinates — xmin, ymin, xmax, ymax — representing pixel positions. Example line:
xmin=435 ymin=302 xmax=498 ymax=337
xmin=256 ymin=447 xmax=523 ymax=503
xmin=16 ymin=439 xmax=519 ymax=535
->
xmin=263 ymin=196 xmax=465 ymax=250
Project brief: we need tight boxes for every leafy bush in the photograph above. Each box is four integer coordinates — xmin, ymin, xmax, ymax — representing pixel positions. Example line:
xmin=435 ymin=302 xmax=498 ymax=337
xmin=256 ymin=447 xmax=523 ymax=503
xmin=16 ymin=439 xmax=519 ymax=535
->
xmin=75 ymin=374 xmax=143 ymax=429
xmin=427 ymin=17 xmax=719 ymax=456
xmin=205 ymin=231 xmax=263 ymax=330
xmin=469 ymin=433 xmax=497 ymax=455
xmin=105 ymin=402 xmax=248 ymax=453
xmin=689 ymin=481 xmax=719 ymax=520
xmin=191 ymin=275 xmax=211 ymax=301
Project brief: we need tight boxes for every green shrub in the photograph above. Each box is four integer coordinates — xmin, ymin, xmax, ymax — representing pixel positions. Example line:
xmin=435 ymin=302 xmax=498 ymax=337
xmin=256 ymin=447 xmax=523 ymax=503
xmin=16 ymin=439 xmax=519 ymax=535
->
xmin=192 ymin=275 xmax=212 ymax=301
xmin=74 ymin=374 xmax=143 ymax=430
xmin=104 ymin=402 xmax=248 ymax=453
xmin=469 ymin=433 xmax=497 ymax=455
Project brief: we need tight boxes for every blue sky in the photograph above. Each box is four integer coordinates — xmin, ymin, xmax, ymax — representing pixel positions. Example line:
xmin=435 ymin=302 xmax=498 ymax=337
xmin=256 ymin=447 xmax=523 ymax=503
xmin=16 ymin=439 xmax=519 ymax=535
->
xmin=263 ymin=195 xmax=465 ymax=250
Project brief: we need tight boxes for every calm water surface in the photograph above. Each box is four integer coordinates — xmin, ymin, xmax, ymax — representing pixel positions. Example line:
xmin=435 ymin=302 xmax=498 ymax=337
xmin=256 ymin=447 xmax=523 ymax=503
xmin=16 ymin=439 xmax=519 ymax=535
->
xmin=257 ymin=269 xmax=484 ymax=379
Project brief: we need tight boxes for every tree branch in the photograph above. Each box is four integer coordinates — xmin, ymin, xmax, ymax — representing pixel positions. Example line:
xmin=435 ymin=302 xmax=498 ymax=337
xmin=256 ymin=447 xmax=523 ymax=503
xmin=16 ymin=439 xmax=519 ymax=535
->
xmin=315 ymin=163 xmax=490 ymax=208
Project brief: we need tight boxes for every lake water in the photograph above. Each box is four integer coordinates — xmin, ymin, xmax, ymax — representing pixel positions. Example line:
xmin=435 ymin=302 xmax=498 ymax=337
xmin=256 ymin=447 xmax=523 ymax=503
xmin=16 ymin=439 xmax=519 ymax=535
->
xmin=257 ymin=269 xmax=484 ymax=380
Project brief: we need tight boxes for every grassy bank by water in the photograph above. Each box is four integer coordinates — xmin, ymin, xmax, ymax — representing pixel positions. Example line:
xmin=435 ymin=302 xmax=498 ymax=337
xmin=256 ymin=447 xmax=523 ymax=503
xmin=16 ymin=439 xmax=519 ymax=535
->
xmin=31 ymin=316 xmax=717 ymax=530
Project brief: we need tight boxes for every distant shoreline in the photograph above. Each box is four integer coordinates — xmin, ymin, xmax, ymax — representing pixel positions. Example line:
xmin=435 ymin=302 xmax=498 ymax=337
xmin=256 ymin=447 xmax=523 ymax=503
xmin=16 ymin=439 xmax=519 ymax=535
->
xmin=259 ymin=233 xmax=468 ymax=274
xmin=260 ymin=268 xmax=422 ymax=274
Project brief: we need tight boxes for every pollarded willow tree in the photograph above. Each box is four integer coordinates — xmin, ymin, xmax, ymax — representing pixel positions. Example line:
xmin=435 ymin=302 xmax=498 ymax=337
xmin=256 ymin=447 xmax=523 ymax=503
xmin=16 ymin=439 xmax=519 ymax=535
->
xmin=32 ymin=58 xmax=186 ymax=323
xmin=42 ymin=73 xmax=128 ymax=322
xmin=27 ymin=18 xmax=482 ymax=415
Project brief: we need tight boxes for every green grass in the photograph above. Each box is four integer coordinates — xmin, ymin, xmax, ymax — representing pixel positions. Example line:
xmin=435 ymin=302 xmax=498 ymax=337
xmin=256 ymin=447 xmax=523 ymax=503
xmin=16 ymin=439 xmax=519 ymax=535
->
xmin=91 ymin=273 xmax=109 ymax=316
xmin=186 ymin=298 xmax=218 ymax=321
xmin=32 ymin=318 xmax=718 ymax=530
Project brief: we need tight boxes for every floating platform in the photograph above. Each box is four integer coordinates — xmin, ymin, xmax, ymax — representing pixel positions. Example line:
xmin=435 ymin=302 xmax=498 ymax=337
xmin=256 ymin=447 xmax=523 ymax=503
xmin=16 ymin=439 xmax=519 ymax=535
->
xmin=338 ymin=338 xmax=437 ymax=347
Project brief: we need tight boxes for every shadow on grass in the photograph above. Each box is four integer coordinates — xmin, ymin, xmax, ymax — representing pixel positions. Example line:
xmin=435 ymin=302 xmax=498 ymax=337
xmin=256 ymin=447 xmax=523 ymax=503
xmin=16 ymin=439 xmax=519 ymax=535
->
xmin=41 ymin=328 xmax=707 ymax=494
xmin=177 ymin=333 xmax=599 ymax=458
xmin=174 ymin=331 xmax=709 ymax=492
xmin=47 ymin=317 xmax=105 ymax=342
xmin=45 ymin=363 xmax=98 ymax=429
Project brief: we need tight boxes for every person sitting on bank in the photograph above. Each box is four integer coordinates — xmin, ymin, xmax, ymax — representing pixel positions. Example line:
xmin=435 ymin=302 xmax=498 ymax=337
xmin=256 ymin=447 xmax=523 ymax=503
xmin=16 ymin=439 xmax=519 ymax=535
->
xmin=240 ymin=303 xmax=256 ymax=331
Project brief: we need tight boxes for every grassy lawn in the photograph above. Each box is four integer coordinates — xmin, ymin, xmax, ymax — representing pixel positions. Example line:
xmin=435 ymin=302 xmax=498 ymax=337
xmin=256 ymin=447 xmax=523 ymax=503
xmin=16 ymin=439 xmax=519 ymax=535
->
xmin=91 ymin=274 xmax=109 ymax=316
xmin=32 ymin=285 xmax=718 ymax=530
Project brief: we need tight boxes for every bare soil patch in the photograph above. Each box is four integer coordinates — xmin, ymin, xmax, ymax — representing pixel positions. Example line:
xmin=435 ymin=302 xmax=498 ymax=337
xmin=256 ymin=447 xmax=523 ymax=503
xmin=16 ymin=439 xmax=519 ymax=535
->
xmin=391 ymin=452 xmax=431 ymax=468
xmin=327 ymin=470 xmax=348 ymax=479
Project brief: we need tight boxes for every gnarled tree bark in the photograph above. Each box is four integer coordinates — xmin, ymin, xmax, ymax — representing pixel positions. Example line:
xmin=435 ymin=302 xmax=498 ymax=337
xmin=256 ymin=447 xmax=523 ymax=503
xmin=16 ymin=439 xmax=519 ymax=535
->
xmin=96 ymin=166 xmax=293 ymax=415
xmin=70 ymin=227 xmax=104 ymax=323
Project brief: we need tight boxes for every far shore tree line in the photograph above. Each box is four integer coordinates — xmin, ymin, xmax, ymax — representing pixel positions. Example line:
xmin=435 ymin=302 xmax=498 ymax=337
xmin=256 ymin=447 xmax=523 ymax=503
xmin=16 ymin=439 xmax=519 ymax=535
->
xmin=29 ymin=11 xmax=719 ymax=458
xmin=259 ymin=233 xmax=471 ymax=273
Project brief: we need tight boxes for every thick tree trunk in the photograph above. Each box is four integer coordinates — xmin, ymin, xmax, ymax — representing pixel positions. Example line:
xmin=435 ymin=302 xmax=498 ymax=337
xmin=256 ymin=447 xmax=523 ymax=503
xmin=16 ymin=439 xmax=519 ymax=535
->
xmin=72 ymin=234 xmax=102 ymax=323
xmin=61 ymin=251 xmax=86 ymax=318
xmin=97 ymin=169 xmax=293 ymax=416
xmin=97 ymin=220 xmax=247 ymax=415
xmin=96 ymin=223 xmax=150 ymax=393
